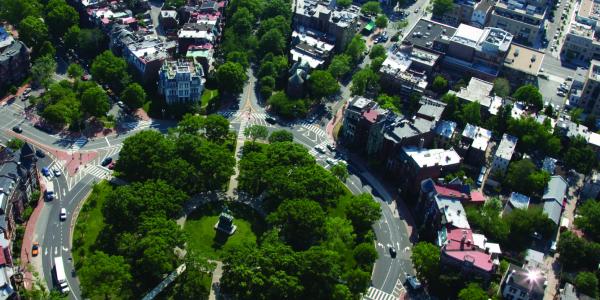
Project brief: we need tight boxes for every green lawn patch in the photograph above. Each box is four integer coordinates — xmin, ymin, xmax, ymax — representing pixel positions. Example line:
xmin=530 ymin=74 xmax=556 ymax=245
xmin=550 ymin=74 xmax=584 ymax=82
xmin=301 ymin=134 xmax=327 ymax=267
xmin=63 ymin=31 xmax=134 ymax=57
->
xmin=184 ymin=202 xmax=265 ymax=260
xmin=72 ymin=181 xmax=111 ymax=266
xmin=200 ymin=89 xmax=219 ymax=114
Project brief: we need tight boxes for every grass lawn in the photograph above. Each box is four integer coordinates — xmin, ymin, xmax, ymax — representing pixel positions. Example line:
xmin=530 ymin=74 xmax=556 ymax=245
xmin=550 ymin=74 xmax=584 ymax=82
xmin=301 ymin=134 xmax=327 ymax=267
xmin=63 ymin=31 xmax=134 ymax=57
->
xmin=200 ymin=89 xmax=219 ymax=112
xmin=184 ymin=202 xmax=265 ymax=260
xmin=72 ymin=181 xmax=111 ymax=266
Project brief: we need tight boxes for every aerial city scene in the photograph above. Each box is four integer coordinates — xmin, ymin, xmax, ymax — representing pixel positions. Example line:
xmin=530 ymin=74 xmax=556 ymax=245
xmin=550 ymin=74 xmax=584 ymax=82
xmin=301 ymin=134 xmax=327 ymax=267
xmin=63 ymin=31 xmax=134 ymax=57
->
xmin=0 ymin=0 xmax=599 ymax=299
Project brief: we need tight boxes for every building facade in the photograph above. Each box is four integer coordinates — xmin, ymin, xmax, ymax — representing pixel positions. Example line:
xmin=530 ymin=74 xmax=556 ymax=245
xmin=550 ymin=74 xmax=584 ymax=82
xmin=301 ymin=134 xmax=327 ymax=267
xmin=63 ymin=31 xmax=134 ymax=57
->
xmin=158 ymin=59 xmax=204 ymax=105
xmin=491 ymin=134 xmax=518 ymax=175
xmin=578 ymin=60 xmax=600 ymax=114
xmin=0 ymin=27 xmax=30 ymax=91
xmin=488 ymin=0 xmax=546 ymax=45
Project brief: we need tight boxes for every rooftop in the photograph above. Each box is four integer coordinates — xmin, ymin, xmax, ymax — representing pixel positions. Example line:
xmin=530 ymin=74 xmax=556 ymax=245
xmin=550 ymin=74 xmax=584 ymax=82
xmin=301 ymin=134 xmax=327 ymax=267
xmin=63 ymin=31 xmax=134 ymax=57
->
xmin=404 ymin=18 xmax=456 ymax=51
xmin=161 ymin=59 xmax=203 ymax=79
xmin=508 ymin=192 xmax=531 ymax=209
xmin=495 ymin=0 xmax=546 ymax=18
xmin=495 ymin=134 xmax=518 ymax=160
xmin=504 ymin=264 xmax=546 ymax=298
xmin=435 ymin=120 xmax=457 ymax=138
xmin=349 ymin=96 xmax=373 ymax=110
xmin=543 ymin=175 xmax=567 ymax=202
xmin=290 ymin=31 xmax=335 ymax=68
xmin=417 ymin=102 xmax=445 ymax=121
xmin=455 ymin=77 xmax=494 ymax=107
xmin=451 ymin=25 xmax=513 ymax=52
xmin=504 ymin=44 xmax=544 ymax=76
xmin=295 ymin=0 xmax=360 ymax=28
xmin=404 ymin=146 xmax=462 ymax=168
xmin=462 ymin=124 xmax=493 ymax=151
xmin=436 ymin=197 xmax=470 ymax=229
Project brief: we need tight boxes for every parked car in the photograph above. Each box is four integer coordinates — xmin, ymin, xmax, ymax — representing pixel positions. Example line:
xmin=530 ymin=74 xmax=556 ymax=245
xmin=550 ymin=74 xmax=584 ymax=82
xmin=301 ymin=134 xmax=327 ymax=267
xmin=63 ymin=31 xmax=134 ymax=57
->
xmin=32 ymin=242 xmax=39 ymax=257
xmin=41 ymin=167 xmax=50 ymax=177
xmin=35 ymin=149 xmax=45 ymax=158
xmin=60 ymin=208 xmax=67 ymax=221
xmin=326 ymin=158 xmax=337 ymax=165
xmin=406 ymin=273 xmax=422 ymax=289
xmin=12 ymin=126 xmax=22 ymax=133
xmin=101 ymin=157 xmax=113 ymax=167
xmin=314 ymin=146 xmax=326 ymax=154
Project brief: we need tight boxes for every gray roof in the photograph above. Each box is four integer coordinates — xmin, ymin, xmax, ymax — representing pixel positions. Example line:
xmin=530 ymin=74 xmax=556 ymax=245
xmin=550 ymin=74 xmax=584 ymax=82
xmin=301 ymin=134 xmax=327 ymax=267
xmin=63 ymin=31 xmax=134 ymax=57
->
xmin=543 ymin=199 xmax=562 ymax=225
xmin=543 ymin=175 xmax=567 ymax=202
xmin=508 ymin=192 xmax=530 ymax=210
xmin=404 ymin=19 xmax=456 ymax=52
xmin=417 ymin=103 xmax=445 ymax=121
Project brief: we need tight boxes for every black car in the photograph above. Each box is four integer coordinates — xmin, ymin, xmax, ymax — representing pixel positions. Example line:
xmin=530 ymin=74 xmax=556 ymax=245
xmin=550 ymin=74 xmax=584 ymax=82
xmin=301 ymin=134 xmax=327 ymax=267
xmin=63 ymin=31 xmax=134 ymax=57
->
xmin=35 ymin=149 xmax=45 ymax=158
xmin=101 ymin=157 xmax=113 ymax=167
xmin=389 ymin=247 xmax=397 ymax=258
xmin=265 ymin=117 xmax=277 ymax=124
xmin=12 ymin=126 xmax=22 ymax=133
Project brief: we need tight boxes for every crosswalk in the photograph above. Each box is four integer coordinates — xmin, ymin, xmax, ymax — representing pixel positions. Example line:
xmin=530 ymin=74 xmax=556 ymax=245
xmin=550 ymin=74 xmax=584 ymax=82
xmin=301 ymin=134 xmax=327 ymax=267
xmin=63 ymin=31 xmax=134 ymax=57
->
xmin=84 ymin=164 xmax=112 ymax=179
xmin=298 ymin=122 xmax=328 ymax=138
xmin=364 ymin=287 xmax=397 ymax=300
xmin=69 ymin=137 xmax=88 ymax=151
xmin=120 ymin=120 xmax=154 ymax=132
xmin=392 ymin=278 xmax=406 ymax=299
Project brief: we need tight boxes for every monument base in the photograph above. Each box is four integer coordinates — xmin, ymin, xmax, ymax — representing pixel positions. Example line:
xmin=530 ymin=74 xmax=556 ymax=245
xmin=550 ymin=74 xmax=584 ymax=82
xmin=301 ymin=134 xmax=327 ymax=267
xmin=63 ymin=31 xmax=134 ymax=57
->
xmin=214 ymin=223 xmax=237 ymax=235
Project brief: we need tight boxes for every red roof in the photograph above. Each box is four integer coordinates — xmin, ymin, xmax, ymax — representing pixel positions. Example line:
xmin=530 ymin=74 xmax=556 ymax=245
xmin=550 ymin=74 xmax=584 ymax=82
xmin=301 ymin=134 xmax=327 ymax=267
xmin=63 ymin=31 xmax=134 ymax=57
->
xmin=445 ymin=250 xmax=494 ymax=272
xmin=470 ymin=191 xmax=486 ymax=203
xmin=443 ymin=228 xmax=493 ymax=272
xmin=434 ymin=184 xmax=486 ymax=204
xmin=362 ymin=109 xmax=379 ymax=123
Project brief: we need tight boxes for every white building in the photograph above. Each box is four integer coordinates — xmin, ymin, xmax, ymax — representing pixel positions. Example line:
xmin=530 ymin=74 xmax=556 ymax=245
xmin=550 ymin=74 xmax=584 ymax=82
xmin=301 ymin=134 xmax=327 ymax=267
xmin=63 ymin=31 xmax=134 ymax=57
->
xmin=158 ymin=59 xmax=204 ymax=105
xmin=491 ymin=134 xmax=518 ymax=175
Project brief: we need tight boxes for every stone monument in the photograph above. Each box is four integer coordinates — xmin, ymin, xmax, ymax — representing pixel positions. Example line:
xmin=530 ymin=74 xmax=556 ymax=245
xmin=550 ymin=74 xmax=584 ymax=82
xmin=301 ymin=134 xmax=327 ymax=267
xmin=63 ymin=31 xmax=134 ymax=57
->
xmin=214 ymin=207 xmax=237 ymax=235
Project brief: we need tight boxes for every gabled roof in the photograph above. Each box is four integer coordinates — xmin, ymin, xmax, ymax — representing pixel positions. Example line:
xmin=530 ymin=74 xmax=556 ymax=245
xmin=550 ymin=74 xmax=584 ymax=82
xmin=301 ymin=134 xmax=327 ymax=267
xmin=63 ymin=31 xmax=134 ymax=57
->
xmin=543 ymin=199 xmax=562 ymax=225
xmin=543 ymin=175 xmax=567 ymax=202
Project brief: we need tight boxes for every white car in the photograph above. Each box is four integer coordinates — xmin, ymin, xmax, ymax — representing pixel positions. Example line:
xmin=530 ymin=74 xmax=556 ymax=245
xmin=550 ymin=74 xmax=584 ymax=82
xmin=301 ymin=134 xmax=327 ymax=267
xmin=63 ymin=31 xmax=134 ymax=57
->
xmin=53 ymin=168 xmax=61 ymax=177
xmin=406 ymin=273 xmax=422 ymax=289
xmin=315 ymin=146 xmax=326 ymax=153
xmin=326 ymin=158 xmax=337 ymax=165
xmin=60 ymin=208 xmax=67 ymax=221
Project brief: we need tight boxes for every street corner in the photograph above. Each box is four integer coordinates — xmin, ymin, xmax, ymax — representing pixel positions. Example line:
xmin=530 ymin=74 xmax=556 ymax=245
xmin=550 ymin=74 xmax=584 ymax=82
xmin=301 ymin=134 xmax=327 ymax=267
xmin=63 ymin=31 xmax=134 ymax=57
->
xmin=64 ymin=151 xmax=99 ymax=177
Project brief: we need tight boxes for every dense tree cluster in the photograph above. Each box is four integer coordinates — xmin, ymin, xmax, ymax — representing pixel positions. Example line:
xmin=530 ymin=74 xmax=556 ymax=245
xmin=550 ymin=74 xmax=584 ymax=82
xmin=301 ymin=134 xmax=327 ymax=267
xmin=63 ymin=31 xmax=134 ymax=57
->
xmin=221 ymin=140 xmax=381 ymax=298
xmin=512 ymin=84 xmax=544 ymax=111
xmin=574 ymin=200 xmax=600 ymax=242
xmin=504 ymin=159 xmax=550 ymax=196
xmin=563 ymin=136 xmax=598 ymax=175
xmin=557 ymin=231 xmax=600 ymax=271
xmin=441 ymin=93 xmax=481 ymax=127
xmin=91 ymin=51 xmax=131 ymax=93
xmin=115 ymin=115 xmax=235 ymax=193
xmin=507 ymin=116 xmax=561 ymax=157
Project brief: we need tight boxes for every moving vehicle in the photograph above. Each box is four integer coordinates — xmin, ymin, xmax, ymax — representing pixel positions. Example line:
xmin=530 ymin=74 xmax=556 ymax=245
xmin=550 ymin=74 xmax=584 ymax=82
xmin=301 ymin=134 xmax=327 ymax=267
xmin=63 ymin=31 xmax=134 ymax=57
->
xmin=406 ymin=273 xmax=422 ymax=289
xmin=53 ymin=168 xmax=61 ymax=177
xmin=54 ymin=256 xmax=70 ymax=293
xmin=265 ymin=116 xmax=277 ymax=124
xmin=12 ymin=126 xmax=22 ymax=133
xmin=35 ymin=149 xmax=45 ymax=158
xmin=326 ymin=158 xmax=337 ymax=165
xmin=314 ymin=146 xmax=326 ymax=154
xmin=59 ymin=208 xmax=67 ymax=221
xmin=41 ymin=167 xmax=51 ymax=177
xmin=389 ymin=247 xmax=397 ymax=258
xmin=32 ymin=242 xmax=39 ymax=257
xmin=101 ymin=157 xmax=113 ymax=167
xmin=45 ymin=184 xmax=55 ymax=201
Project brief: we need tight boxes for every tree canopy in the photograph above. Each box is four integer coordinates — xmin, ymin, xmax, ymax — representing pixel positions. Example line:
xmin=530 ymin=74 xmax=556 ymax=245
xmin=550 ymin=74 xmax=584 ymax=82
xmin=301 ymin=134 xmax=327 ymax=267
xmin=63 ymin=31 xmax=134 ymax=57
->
xmin=505 ymin=159 xmax=550 ymax=196
xmin=328 ymin=54 xmax=352 ymax=79
xmin=91 ymin=51 xmax=130 ymax=92
xmin=31 ymin=55 xmax=56 ymax=88
xmin=351 ymin=68 xmax=379 ymax=96
xmin=575 ymin=272 xmax=599 ymax=298
xmin=433 ymin=0 xmax=454 ymax=16
xmin=81 ymin=85 xmax=110 ymax=117
xmin=308 ymin=70 xmax=340 ymax=99
xmin=78 ymin=251 xmax=133 ymax=299
xmin=361 ymin=1 xmax=382 ymax=15
xmin=574 ymin=200 xmax=600 ymax=242
xmin=268 ymin=130 xmax=294 ymax=143
xmin=411 ymin=242 xmax=440 ymax=283
xmin=512 ymin=84 xmax=543 ymax=111
xmin=217 ymin=62 xmax=248 ymax=94
xmin=458 ymin=283 xmax=488 ymax=300
xmin=19 ymin=16 xmax=48 ymax=53
xmin=493 ymin=78 xmax=511 ymax=97
xmin=120 ymin=83 xmax=147 ymax=109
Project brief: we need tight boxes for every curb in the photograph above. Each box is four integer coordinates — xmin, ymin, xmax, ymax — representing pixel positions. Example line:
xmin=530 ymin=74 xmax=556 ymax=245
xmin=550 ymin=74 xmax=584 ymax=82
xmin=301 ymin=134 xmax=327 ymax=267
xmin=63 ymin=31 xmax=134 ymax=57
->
xmin=20 ymin=172 xmax=45 ymax=290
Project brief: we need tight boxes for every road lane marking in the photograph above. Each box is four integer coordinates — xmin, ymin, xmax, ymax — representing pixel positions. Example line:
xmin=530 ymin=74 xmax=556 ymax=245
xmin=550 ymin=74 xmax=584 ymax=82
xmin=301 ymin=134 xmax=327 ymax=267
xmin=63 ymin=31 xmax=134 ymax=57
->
xmin=104 ymin=136 xmax=110 ymax=147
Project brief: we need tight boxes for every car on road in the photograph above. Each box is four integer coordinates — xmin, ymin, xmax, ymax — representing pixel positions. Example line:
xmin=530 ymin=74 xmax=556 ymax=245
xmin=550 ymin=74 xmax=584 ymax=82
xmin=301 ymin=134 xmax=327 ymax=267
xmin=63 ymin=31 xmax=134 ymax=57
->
xmin=406 ymin=273 xmax=422 ymax=289
xmin=315 ymin=146 xmax=326 ymax=153
xmin=389 ymin=247 xmax=397 ymax=258
xmin=12 ymin=126 xmax=22 ymax=133
xmin=326 ymin=158 xmax=337 ymax=165
xmin=41 ymin=167 xmax=51 ymax=177
xmin=32 ymin=242 xmax=39 ymax=257
xmin=59 ymin=208 xmax=67 ymax=221
xmin=35 ymin=149 xmax=45 ymax=158
xmin=265 ymin=116 xmax=277 ymax=124
xmin=101 ymin=157 xmax=113 ymax=167
xmin=557 ymin=91 xmax=566 ymax=97
xmin=326 ymin=144 xmax=336 ymax=151
xmin=53 ymin=168 xmax=61 ymax=177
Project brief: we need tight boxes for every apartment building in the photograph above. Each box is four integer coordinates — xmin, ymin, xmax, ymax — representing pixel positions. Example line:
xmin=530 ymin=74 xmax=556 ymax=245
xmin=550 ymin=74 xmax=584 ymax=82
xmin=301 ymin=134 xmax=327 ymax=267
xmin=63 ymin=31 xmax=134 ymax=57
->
xmin=158 ymin=59 xmax=204 ymax=105
xmin=578 ymin=60 xmax=600 ymax=114
xmin=445 ymin=24 xmax=514 ymax=80
xmin=293 ymin=0 xmax=361 ymax=50
xmin=290 ymin=30 xmax=335 ymax=69
xmin=562 ymin=0 xmax=600 ymax=61
xmin=460 ymin=124 xmax=493 ymax=165
xmin=491 ymin=133 xmax=518 ymax=175
xmin=0 ymin=28 xmax=30 ymax=91
xmin=502 ymin=44 xmax=545 ymax=86
xmin=398 ymin=146 xmax=462 ymax=193
xmin=438 ymin=0 xmax=495 ymax=28
xmin=501 ymin=264 xmax=546 ymax=300
xmin=488 ymin=0 xmax=546 ymax=45
xmin=379 ymin=50 xmax=430 ymax=95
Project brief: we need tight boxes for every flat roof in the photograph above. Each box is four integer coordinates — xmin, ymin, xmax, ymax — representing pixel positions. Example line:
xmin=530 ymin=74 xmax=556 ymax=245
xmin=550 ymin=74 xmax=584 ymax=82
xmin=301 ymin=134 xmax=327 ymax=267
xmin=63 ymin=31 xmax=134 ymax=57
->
xmin=403 ymin=146 xmax=462 ymax=168
xmin=495 ymin=133 xmax=517 ymax=160
xmin=452 ymin=24 xmax=484 ymax=48
xmin=455 ymin=77 xmax=494 ymax=107
xmin=504 ymin=44 xmax=544 ymax=75
xmin=404 ymin=18 xmax=456 ymax=51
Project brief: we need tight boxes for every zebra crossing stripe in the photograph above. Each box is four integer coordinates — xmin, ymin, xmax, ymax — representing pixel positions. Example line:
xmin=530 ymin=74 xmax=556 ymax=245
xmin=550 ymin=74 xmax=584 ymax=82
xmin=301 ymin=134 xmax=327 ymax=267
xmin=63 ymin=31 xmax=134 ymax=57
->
xmin=364 ymin=287 xmax=396 ymax=300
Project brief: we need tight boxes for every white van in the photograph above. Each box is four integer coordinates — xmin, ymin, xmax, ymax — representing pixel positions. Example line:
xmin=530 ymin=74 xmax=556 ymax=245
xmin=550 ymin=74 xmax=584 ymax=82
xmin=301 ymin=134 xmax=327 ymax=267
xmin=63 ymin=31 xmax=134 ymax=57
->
xmin=59 ymin=208 xmax=67 ymax=221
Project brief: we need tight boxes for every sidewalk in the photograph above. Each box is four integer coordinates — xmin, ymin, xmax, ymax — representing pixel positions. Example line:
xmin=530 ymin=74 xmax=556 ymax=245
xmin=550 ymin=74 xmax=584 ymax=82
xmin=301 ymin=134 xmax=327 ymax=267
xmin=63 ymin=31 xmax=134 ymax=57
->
xmin=20 ymin=176 xmax=45 ymax=289
xmin=0 ymin=83 xmax=30 ymax=106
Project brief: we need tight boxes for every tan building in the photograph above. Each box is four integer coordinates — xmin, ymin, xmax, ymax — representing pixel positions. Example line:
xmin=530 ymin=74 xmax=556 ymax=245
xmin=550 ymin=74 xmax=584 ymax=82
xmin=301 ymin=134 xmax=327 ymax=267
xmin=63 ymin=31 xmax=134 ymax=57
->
xmin=579 ymin=60 xmax=600 ymax=114
xmin=488 ymin=0 xmax=546 ymax=45
xmin=502 ymin=44 xmax=544 ymax=86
